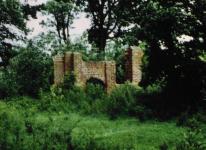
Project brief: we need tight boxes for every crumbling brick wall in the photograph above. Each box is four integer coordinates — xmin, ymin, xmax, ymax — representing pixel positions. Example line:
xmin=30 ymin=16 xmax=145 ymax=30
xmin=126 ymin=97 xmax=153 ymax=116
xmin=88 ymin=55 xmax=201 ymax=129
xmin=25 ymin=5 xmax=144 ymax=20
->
xmin=125 ymin=46 xmax=144 ymax=84
xmin=53 ymin=46 xmax=143 ymax=92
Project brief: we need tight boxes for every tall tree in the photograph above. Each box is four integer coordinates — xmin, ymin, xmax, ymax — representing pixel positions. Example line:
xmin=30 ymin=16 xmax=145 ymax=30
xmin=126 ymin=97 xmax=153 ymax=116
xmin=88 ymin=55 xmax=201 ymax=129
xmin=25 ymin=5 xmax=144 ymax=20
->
xmin=77 ymin=0 xmax=131 ymax=54
xmin=0 ymin=0 xmax=26 ymax=68
xmin=43 ymin=0 xmax=76 ymax=44
xmin=22 ymin=4 xmax=44 ymax=19
xmin=125 ymin=0 xmax=206 ymax=108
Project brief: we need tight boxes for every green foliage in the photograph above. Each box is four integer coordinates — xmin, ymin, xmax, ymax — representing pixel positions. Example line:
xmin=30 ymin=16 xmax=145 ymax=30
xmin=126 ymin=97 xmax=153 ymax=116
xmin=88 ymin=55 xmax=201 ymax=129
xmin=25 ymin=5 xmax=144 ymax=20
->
xmin=105 ymin=83 xmax=151 ymax=120
xmin=106 ymin=40 xmax=126 ymax=83
xmin=71 ymin=127 xmax=96 ymax=150
xmin=175 ymin=112 xmax=206 ymax=150
xmin=0 ymin=0 xmax=26 ymax=68
xmin=106 ymin=84 xmax=136 ymax=117
xmin=145 ymin=78 xmax=166 ymax=95
xmin=0 ymin=99 xmax=186 ymax=150
xmin=0 ymin=104 xmax=26 ymax=150
xmin=125 ymin=0 xmax=206 ymax=108
xmin=43 ymin=0 xmax=76 ymax=44
xmin=32 ymin=32 xmax=60 ymax=54
xmin=175 ymin=129 xmax=206 ymax=150
xmin=85 ymin=83 xmax=106 ymax=102
xmin=10 ymin=43 xmax=52 ymax=97
xmin=0 ymin=70 xmax=18 ymax=98
xmin=77 ymin=0 xmax=130 ymax=52
xmin=63 ymin=72 xmax=76 ymax=90
xmin=177 ymin=112 xmax=206 ymax=130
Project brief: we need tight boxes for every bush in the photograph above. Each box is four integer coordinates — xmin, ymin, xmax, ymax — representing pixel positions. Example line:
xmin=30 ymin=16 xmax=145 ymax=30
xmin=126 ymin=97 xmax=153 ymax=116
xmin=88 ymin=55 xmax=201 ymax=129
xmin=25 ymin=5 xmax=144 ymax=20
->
xmin=176 ymin=111 xmax=206 ymax=130
xmin=10 ymin=44 xmax=52 ymax=97
xmin=145 ymin=78 xmax=166 ymax=95
xmin=105 ymin=83 xmax=151 ymax=119
xmin=0 ymin=106 xmax=26 ymax=150
xmin=0 ymin=102 xmax=77 ymax=150
xmin=175 ymin=129 xmax=206 ymax=150
xmin=0 ymin=98 xmax=186 ymax=150
xmin=106 ymin=84 xmax=137 ymax=117
xmin=85 ymin=83 xmax=106 ymax=102
xmin=0 ymin=70 xmax=19 ymax=99
xmin=177 ymin=114 xmax=199 ymax=130
xmin=65 ymin=86 xmax=90 ymax=110
xmin=62 ymin=72 xmax=76 ymax=90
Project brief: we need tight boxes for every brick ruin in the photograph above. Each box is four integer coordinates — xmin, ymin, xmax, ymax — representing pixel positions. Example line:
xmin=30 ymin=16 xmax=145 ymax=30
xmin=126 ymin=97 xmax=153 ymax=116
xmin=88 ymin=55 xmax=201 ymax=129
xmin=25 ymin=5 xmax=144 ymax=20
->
xmin=53 ymin=46 xmax=143 ymax=92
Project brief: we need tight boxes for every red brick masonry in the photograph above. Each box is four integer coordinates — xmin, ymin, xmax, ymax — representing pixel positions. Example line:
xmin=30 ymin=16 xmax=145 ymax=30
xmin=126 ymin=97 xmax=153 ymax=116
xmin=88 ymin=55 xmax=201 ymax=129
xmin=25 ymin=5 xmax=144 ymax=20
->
xmin=53 ymin=46 xmax=143 ymax=92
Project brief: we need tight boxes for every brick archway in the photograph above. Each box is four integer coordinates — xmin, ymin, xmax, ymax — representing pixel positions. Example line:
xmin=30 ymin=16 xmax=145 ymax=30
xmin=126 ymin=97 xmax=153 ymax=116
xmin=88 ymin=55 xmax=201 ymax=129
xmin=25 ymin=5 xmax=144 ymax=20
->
xmin=86 ymin=77 xmax=106 ymax=89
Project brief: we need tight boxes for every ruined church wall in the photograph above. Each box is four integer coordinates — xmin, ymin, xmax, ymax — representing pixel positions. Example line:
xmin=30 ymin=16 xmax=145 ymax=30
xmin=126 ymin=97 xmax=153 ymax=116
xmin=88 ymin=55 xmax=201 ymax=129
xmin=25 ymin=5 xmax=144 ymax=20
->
xmin=84 ymin=61 xmax=106 ymax=82
xmin=53 ymin=47 xmax=143 ymax=92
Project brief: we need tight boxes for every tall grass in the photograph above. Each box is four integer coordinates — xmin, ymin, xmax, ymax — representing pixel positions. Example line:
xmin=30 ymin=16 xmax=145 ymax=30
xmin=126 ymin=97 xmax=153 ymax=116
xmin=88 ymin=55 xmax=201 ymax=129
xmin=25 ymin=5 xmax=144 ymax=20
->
xmin=0 ymin=100 xmax=185 ymax=150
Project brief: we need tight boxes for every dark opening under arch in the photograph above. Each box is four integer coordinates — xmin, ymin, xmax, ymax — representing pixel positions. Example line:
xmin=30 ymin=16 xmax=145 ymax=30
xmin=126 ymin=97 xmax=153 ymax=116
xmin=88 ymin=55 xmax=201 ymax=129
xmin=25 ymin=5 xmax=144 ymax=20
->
xmin=86 ymin=77 xmax=105 ymax=89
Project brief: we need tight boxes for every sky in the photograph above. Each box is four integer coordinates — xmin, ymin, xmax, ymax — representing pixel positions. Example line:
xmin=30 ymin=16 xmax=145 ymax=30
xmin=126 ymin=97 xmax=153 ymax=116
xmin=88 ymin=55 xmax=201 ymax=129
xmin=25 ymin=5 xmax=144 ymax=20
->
xmin=22 ymin=0 xmax=91 ymax=40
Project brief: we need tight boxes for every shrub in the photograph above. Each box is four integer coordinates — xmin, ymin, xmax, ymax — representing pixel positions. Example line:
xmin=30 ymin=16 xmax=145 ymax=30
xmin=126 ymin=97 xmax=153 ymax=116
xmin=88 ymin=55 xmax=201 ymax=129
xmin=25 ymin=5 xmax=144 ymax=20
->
xmin=0 ymin=107 xmax=26 ymax=150
xmin=62 ymin=71 xmax=76 ymax=90
xmin=176 ymin=112 xmax=206 ymax=130
xmin=106 ymin=84 xmax=137 ymax=117
xmin=38 ymin=86 xmax=75 ymax=112
xmin=105 ymin=83 xmax=151 ymax=119
xmin=175 ymin=129 xmax=206 ymax=150
xmin=82 ymin=83 xmax=107 ymax=114
xmin=65 ymin=86 xmax=90 ymax=110
xmin=85 ymin=83 xmax=106 ymax=102
xmin=10 ymin=44 xmax=52 ymax=97
xmin=145 ymin=78 xmax=166 ymax=95
xmin=177 ymin=115 xmax=200 ymax=130
xmin=0 ymin=70 xmax=18 ymax=99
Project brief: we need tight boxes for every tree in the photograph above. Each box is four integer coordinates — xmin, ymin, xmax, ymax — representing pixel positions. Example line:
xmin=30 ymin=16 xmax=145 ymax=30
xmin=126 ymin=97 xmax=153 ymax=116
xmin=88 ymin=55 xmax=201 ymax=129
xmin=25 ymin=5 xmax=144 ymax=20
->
xmin=0 ymin=0 xmax=26 ymax=68
xmin=22 ymin=4 xmax=44 ymax=19
xmin=43 ymin=0 xmax=76 ymax=44
xmin=10 ymin=42 xmax=52 ymax=97
xmin=125 ymin=0 xmax=206 ymax=108
xmin=77 ymin=0 xmax=132 ymax=54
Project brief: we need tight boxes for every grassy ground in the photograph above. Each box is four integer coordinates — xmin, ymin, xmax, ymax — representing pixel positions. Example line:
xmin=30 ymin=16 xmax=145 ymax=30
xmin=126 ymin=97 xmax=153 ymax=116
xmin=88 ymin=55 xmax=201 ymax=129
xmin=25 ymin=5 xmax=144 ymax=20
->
xmin=0 ymin=98 xmax=186 ymax=150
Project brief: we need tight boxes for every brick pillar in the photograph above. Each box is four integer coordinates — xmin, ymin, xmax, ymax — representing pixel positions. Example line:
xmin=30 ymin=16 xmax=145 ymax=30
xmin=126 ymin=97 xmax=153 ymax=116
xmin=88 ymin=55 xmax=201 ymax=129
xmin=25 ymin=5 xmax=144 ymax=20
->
xmin=73 ymin=52 xmax=83 ymax=86
xmin=132 ymin=47 xmax=143 ymax=84
xmin=53 ymin=55 xmax=64 ymax=84
xmin=125 ymin=48 xmax=133 ymax=82
xmin=105 ymin=61 xmax=116 ymax=93
xmin=64 ymin=52 xmax=73 ymax=74
xmin=125 ymin=46 xmax=143 ymax=85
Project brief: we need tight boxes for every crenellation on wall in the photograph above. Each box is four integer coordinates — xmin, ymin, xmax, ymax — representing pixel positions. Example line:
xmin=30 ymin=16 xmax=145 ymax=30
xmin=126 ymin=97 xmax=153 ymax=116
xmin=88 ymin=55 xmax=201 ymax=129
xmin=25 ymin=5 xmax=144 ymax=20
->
xmin=53 ymin=46 xmax=143 ymax=92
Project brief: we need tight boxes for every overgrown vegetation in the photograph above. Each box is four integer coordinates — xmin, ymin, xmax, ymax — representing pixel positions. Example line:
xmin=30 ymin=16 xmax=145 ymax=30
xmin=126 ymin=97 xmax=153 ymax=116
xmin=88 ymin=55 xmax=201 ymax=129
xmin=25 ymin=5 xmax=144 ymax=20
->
xmin=0 ymin=97 xmax=186 ymax=150
xmin=0 ymin=0 xmax=206 ymax=149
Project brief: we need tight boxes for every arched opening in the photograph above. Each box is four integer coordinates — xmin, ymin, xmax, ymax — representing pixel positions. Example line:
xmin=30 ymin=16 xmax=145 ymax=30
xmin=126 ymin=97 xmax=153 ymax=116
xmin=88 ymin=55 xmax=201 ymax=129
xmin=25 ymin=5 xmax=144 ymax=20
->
xmin=86 ymin=77 xmax=106 ymax=100
xmin=86 ymin=77 xmax=105 ymax=89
